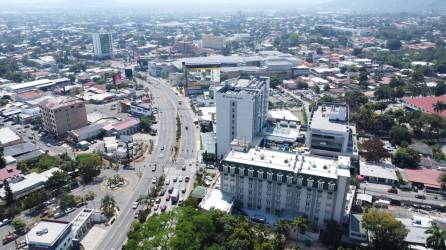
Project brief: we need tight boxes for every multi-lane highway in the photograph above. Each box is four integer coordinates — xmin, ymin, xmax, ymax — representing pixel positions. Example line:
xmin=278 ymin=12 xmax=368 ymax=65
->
xmin=100 ymin=76 xmax=197 ymax=250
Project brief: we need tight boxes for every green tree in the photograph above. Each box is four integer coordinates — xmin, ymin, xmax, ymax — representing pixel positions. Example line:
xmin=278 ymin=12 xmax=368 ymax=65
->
xmin=434 ymin=81 xmax=446 ymax=96
xmin=3 ymin=179 xmax=14 ymax=205
xmin=389 ymin=125 xmax=411 ymax=146
xmin=36 ymin=155 xmax=60 ymax=172
xmin=101 ymin=194 xmax=116 ymax=218
xmin=362 ymin=209 xmax=408 ymax=250
xmin=360 ymin=139 xmax=390 ymax=162
xmin=12 ymin=218 xmax=26 ymax=234
xmin=425 ymin=223 xmax=446 ymax=250
xmin=46 ymin=170 xmax=69 ymax=190
xmin=374 ymin=86 xmax=393 ymax=100
xmin=291 ymin=216 xmax=308 ymax=238
xmin=76 ymin=153 xmax=102 ymax=183
xmin=345 ymin=91 xmax=368 ymax=112
xmin=270 ymin=77 xmax=282 ymax=89
xmin=22 ymin=190 xmax=49 ymax=209
xmin=386 ymin=39 xmax=402 ymax=50
xmin=320 ymin=220 xmax=342 ymax=249
xmin=59 ymin=193 xmax=76 ymax=211
xmin=432 ymin=145 xmax=446 ymax=161
xmin=0 ymin=147 xmax=6 ymax=168
xmin=393 ymin=147 xmax=420 ymax=168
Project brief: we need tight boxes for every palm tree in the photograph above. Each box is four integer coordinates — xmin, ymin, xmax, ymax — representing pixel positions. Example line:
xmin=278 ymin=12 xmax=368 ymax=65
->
xmin=425 ymin=223 xmax=446 ymax=250
xmin=291 ymin=216 xmax=309 ymax=240
xmin=439 ymin=174 xmax=446 ymax=189
xmin=275 ymin=219 xmax=289 ymax=236
xmin=101 ymin=194 xmax=116 ymax=218
xmin=433 ymin=101 xmax=446 ymax=113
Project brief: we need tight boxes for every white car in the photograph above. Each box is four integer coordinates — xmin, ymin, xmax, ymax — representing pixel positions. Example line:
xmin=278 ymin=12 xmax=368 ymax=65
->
xmin=154 ymin=204 xmax=160 ymax=211
xmin=0 ymin=218 xmax=12 ymax=227
xmin=165 ymin=178 xmax=170 ymax=185
xmin=152 ymin=177 xmax=157 ymax=184
xmin=132 ymin=201 xmax=139 ymax=209
xmin=178 ymin=176 xmax=183 ymax=182
xmin=159 ymin=153 xmax=163 ymax=158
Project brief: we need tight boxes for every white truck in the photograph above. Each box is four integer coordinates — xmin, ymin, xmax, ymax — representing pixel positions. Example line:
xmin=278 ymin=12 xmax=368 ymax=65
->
xmin=171 ymin=189 xmax=180 ymax=203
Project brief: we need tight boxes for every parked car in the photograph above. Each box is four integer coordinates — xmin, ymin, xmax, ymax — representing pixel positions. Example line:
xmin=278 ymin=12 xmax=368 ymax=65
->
xmin=132 ymin=201 xmax=139 ymax=209
xmin=387 ymin=187 xmax=398 ymax=194
xmin=165 ymin=195 xmax=170 ymax=201
xmin=2 ymin=232 xmax=16 ymax=245
xmin=134 ymin=210 xmax=140 ymax=219
xmin=156 ymin=197 xmax=161 ymax=204
xmin=161 ymin=205 xmax=167 ymax=212
xmin=185 ymin=176 xmax=190 ymax=182
xmin=0 ymin=218 xmax=12 ymax=227
xmin=154 ymin=204 xmax=160 ymax=211
xmin=178 ymin=198 xmax=183 ymax=206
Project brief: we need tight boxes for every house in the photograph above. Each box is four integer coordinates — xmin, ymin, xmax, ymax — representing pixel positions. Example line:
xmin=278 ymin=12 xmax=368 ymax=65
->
xmin=404 ymin=168 xmax=444 ymax=193
xmin=103 ymin=118 xmax=140 ymax=136
xmin=0 ymin=165 xmax=21 ymax=183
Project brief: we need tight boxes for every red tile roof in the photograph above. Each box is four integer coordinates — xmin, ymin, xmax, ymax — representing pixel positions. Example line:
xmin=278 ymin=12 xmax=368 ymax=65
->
xmin=0 ymin=165 xmax=21 ymax=182
xmin=402 ymin=96 xmax=446 ymax=117
xmin=404 ymin=168 xmax=443 ymax=189
xmin=15 ymin=90 xmax=45 ymax=101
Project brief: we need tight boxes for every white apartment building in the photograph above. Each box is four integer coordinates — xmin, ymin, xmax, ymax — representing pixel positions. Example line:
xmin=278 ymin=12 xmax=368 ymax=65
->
xmin=306 ymin=104 xmax=358 ymax=159
xmin=219 ymin=146 xmax=351 ymax=228
xmin=216 ymin=77 xmax=269 ymax=159
xmin=202 ymin=34 xmax=226 ymax=50
xmin=92 ymin=33 xmax=113 ymax=58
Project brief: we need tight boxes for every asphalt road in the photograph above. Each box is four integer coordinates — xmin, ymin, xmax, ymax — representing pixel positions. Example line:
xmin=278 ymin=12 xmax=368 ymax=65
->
xmin=100 ymin=76 xmax=197 ymax=250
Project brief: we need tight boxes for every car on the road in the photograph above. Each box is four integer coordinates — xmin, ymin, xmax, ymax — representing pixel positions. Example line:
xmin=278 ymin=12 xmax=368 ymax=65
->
xmin=132 ymin=201 xmax=139 ymax=209
xmin=182 ymin=186 xmax=187 ymax=193
xmin=165 ymin=195 xmax=170 ymax=201
xmin=151 ymin=164 xmax=156 ymax=172
xmin=0 ymin=218 xmax=12 ymax=227
xmin=185 ymin=126 xmax=188 ymax=130
xmin=168 ymin=186 xmax=174 ymax=193
xmin=387 ymin=187 xmax=398 ymax=194
xmin=156 ymin=197 xmax=161 ymax=204
xmin=178 ymin=176 xmax=183 ymax=182
xmin=165 ymin=178 xmax=170 ymax=185
xmin=415 ymin=194 xmax=426 ymax=199
xmin=154 ymin=204 xmax=160 ymax=211
xmin=161 ymin=205 xmax=167 ymax=212
xmin=178 ymin=197 xmax=183 ymax=206
xmin=206 ymin=165 xmax=215 ymax=169
xmin=54 ymin=212 xmax=65 ymax=219
xmin=152 ymin=177 xmax=157 ymax=184
xmin=159 ymin=153 xmax=163 ymax=158
xmin=134 ymin=210 xmax=140 ymax=219
xmin=2 ymin=232 xmax=16 ymax=245
xmin=182 ymin=165 xmax=186 ymax=170
xmin=173 ymin=176 xmax=177 ymax=182
xmin=159 ymin=189 xmax=166 ymax=196
xmin=65 ymin=207 xmax=76 ymax=214
xmin=46 ymin=143 xmax=51 ymax=147
xmin=185 ymin=176 xmax=190 ymax=182
xmin=161 ymin=146 xmax=164 ymax=150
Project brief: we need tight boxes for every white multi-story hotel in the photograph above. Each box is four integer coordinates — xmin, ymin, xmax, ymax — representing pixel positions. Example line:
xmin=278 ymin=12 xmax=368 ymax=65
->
xmin=219 ymin=146 xmax=351 ymax=228
xmin=306 ymin=103 xmax=358 ymax=159
xmin=216 ymin=77 xmax=269 ymax=159
xmin=92 ymin=33 xmax=113 ymax=58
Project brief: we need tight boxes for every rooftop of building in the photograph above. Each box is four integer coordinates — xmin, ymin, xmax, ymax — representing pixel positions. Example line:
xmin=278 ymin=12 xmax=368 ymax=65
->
xmin=39 ymin=96 xmax=84 ymax=110
xmin=218 ymin=77 xmax=268 ymax=96
xmin=404 ymin=168 xmax=443 ymax=189
xmin=402 ymin=95 xmax=446 ymax=117
xmin=223 ymin=147 xmax=350 ymax=179
xmin=309 ymin=103 xmax=349 ymax=133
xmin=0 ymin=127 xmax=20 ymax=145
xmin=26 ymin=220 xmax=71 ymax=246
xmin=199 ymin=188 xmax=234 ymax=213
xmin=268 ymin=110 xmax=300 ymax=123
xmin=0 ymin=165 xmax=21 ymax=182
xmin=103 ymin=118 xmax=140 ymax=132
xmin=359 ymin=161 xmax=398 ymax=181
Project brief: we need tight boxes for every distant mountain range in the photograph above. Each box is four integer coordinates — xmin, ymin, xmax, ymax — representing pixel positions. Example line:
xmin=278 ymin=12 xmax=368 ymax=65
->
xmin=323 ymin=0 xmax=446 ymax=13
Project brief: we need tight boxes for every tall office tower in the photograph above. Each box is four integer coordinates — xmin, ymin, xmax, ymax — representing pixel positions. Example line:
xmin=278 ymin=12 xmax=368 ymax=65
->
xmin=39 ymin=96 xmax=88 ymax=137
xmin=216 ymin=77 xmax=269 ymax=159
xmin=92 ymin=33 xmax=113 ymax=58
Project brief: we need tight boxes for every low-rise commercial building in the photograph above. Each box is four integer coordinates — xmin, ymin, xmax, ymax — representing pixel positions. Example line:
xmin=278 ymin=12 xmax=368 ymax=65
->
xmin=130 ymin=102 xmax=152 ymax=117
xmin=0 ymin=127 xmax=22 ymax=147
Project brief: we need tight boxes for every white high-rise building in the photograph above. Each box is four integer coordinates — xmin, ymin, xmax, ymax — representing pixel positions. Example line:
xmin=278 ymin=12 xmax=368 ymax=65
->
xmin=216 ymin=77 xmax=269 ymax=159
xmin=220 ymin=146 xmax=351 ymax=228
xmin=202 ymin=34 xmax=226 ymax=50
xmin=92 ymin=33 xmax=113 ymax=58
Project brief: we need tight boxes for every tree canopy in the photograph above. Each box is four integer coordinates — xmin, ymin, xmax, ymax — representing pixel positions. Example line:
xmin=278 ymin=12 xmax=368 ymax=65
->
xmin=362 ymin=209 xmax=408 ymax=250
